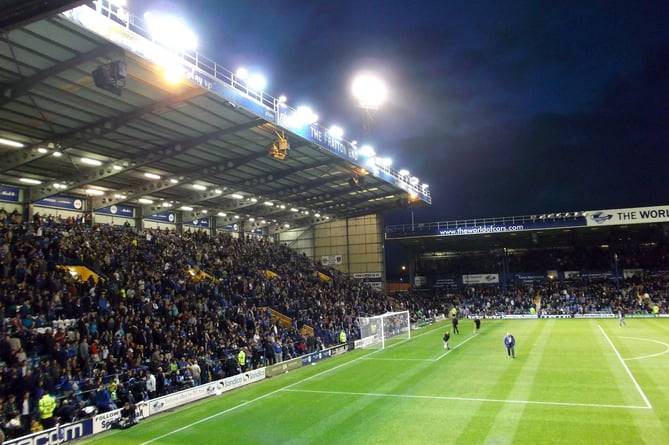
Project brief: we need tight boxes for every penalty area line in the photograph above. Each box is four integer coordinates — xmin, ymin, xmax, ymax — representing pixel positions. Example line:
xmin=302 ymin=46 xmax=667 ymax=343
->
xmin=139 ymin=339 xmax=409 ymax=444
xmin=598 ymin=325 xmax=653 ymax=409
xmin=283 ymin=388 xmax=651 ymax=410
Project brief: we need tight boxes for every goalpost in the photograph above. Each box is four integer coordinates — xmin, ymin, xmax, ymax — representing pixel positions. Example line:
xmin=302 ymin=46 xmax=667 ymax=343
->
xmin=357 ymin=310 xmax=411 ymax=349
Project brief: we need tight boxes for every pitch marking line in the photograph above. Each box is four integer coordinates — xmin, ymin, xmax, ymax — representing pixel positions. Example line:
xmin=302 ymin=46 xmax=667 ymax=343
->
xmin=618 ymin=336 xmax=669 ymax=361
xmin=282 ymin=388 xmax=650 ymax=410
xmin=139 ymin=334 xmax=416 ymax=444
xmin=359 ymin=325 xmax=479 ymax=362
xmin=598 ymin=325 xmax=653 ymax=409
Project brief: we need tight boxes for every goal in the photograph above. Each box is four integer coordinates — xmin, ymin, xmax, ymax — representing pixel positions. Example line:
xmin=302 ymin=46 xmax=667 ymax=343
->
xmin=357 ymin=310 xmax=411 ymax=349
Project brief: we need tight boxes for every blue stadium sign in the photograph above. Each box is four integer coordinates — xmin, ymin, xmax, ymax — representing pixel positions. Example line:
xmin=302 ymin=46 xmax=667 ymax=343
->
xmin=34 ymin=196 xmax=84 ymax=211
xmin=144 ymin=211 xmax=176 ymax=223
xmin=95 ymin=204 xmax=135 ymax=218
xmin=0 ymin=185 xmax=19 ymax=202
xmin=184 ymin=217 xmax=210 ymax=228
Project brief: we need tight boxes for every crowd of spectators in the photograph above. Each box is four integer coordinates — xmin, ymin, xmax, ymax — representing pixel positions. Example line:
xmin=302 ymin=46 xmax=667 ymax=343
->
xmin=416 ymin=243 xmax=669 ymax=276
xmin=0 ymin=208 xmax=666 ymax=441
xmin=0 ymin=210 xmax=393 ymax=439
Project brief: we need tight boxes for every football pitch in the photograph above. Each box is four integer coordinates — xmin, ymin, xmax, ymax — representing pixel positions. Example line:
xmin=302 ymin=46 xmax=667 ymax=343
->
xmin=79 ymin=318 xmax=669 ymax=445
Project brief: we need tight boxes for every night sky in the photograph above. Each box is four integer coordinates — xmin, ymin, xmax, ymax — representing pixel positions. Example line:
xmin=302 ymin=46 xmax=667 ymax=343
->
xmin=131 ymin=0 xmax=669 ymax=225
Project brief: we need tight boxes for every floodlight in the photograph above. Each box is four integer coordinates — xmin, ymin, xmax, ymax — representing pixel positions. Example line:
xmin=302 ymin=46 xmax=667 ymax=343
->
xmin=0 ymin=138 xmax=24 ymax=147
xmin=19 ymin=178 xmax=41 ymax=184
xmin=81 ymin=157 xmax=102 ymax=166
xmin=359 ymin=145 xmax=375 ymax=157
xmin=352 ymin=72 xmax=388 ymax=110
xmin=376 ymin=157 xmax=392 ymax=167
xmin=248 ymin=74 xmax=267 ymax=91
xmin=144 ymin=12 xmax=198 ymax=51
xmin=328 ymin=125 xmax=344 ymax=139
xmin=236 ymin=67 xmax=249 ymax=80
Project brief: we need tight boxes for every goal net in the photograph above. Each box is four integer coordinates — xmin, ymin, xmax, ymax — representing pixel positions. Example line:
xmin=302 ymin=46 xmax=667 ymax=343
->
xmin=357 ymin=310 xmax=411 ymax=349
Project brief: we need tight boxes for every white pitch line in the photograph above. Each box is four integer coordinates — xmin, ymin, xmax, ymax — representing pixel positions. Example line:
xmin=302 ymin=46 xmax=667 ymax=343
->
xmin=139 ymin=334 xmax=418 ymax=444
xmin=435 ymin=332 xmax=479 ymax=360
xmin=283 ymin=388 xmax=650 ymax=410
xmin=618 ymin=336 xmax=669 ymax=361
xmin=598 ymin=325 xmax=653 ymax=409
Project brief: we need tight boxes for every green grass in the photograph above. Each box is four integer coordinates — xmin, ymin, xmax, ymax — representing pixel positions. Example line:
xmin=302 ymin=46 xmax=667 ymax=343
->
xmin=79 ymin=318 xmax=669 ymax=444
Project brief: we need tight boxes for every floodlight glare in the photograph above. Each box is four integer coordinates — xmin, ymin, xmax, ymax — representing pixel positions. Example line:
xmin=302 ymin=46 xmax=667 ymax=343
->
xmin=19 ymin=178 xmax=42 ymax=184
xmin=144 ymin=12 xmax=198 ymax=51
xmin=163 ymin=60 xmax=184 ymax=83
xmin=0 ymin=138 xmax=24 ymax=147
xmin=248 ymin=74 xmax=267 ymax=91
xmin=236 ymin=67 xmax=249 ymax=80
xmin=352 ymin=72 xmax=388 ymax=110
xmin=375 ymin=157 xmax=392 ymax=168
xmin=328 ymin=125 xmax=344 ymax=139
xmin=359 ymin=145 xmax=375 ymax=157
xmin=81 ymin=157 xmax=102 ymax=166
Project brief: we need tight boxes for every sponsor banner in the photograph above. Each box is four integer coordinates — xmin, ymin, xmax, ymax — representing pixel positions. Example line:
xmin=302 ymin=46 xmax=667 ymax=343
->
xmin=0 ymin=185 xmax=19 ymax=202
xmin=34 ymin=196 xmax=83 ymax=211
xmin=301 ymin=350 xmax=332 ymax=367
xmin=149 ymin=380 xmax=229 ymax=416
xmin=356 ymin=336 xmax=379 ymax=349
xmin=6 ymin=419 xmax=93 ymax=445
xmin=266 ymin=357 xmax=304 ymax=377
xmin=95 ymin=204 xmax=135 ymax=218
xmin=184 ymin=217 xmax=210 ymax=228
xmin=585 ymin=205 xmax=669 ymax=227
xmin=563 ymin=271 xmax=581 ymax=279
xmin=515 ymin=274 xmax=547 ymax=283
xmin=623 ymin=268 xmax=643 ymax=278
xmin=222 ymin=369 xmax=265 ymax=392
xmin=539 ymin=314 xmax=574 ymax=319
xmin=503 ymin=314 xmax=539 ymax=319
xmin=433 ymin=276 xmax=460 ymax=288
xmin=437 ymin=223 xmax=528 ymax=236
xmin=218 ymin=223 xmax=239 ymax=232
xmin=92 ymin=409 xmax=122 ymax=434
xmin=462 ymin=274 xmax=499 ymax=284
xmin=321 ymin=255 xmax=342 ymax=266
xmin=575 ymin=313 xmax=616 ymax=319
xmin=329 ymin=343 xmax=350 ymax=356
xmin=144 ymin=211 xmax=175 ymax=224
xmin=353 ymin=272 xmax=382 ymax=279
xmin=580 ymin=271 xmax=612 ymax=279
